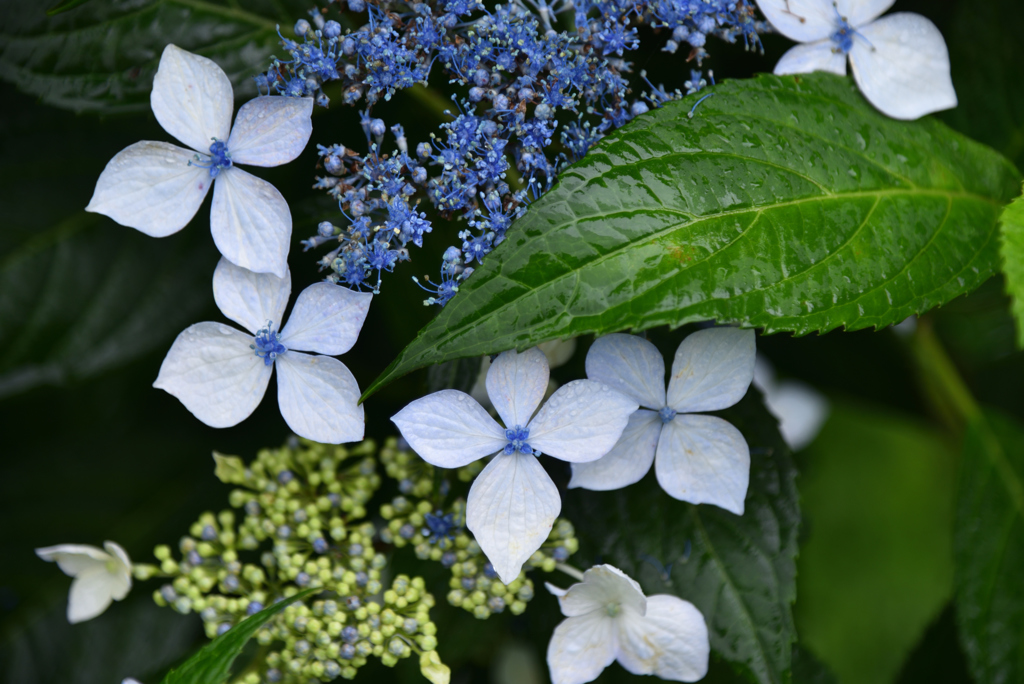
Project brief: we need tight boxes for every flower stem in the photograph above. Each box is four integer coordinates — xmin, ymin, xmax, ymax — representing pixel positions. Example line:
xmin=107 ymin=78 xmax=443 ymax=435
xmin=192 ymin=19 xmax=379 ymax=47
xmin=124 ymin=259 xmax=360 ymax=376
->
xmin=555 ymin=562 xmax=584 ymax=581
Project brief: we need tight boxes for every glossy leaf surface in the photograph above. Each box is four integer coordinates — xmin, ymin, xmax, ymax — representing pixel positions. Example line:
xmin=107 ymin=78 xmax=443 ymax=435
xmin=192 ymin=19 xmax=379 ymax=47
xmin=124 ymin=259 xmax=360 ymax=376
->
xmin=161 ymin=588 xmax=317 ymax=684
xmin=564 ymin=392 xmax=799 ymax=684
xmin=954 ymin=409 xmax=1024 ymax=684
xmin=998 ymin=188 xmax=1024 ymax=346
xmin=365 ymin=73 xmax=1020 ymax=398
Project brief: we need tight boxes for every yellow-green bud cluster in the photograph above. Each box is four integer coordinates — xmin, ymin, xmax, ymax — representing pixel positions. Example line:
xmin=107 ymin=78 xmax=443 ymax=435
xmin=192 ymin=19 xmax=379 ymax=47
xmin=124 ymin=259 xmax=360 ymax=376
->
xmin=149 ymin=439 xmax=449 ymax=684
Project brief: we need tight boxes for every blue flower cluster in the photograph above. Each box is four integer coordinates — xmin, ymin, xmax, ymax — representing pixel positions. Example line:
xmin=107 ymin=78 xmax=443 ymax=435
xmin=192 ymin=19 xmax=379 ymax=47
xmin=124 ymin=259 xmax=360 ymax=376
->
xmin=262 ymin=0 xmax=767 ymax=301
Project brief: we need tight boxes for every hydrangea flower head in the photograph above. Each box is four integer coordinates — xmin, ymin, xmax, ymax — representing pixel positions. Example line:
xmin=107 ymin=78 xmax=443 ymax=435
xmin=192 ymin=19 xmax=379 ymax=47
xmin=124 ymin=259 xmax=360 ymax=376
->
xmin=545 ymin=564 xmax=709 ymax=684
xmin=392 ymin=348 xmax=638 ymax=583
xmin=755 ymin=0 xmax=957 ymax=120
xmin=154 ymin=258 xmax=371 ymax=443
xmin=571 ymin=328 xmax=755 ymax=514
xmin=36 ymin=541 xmax=132 ymax=623
xmin=87 ymin=44 xmax=314 ymax=277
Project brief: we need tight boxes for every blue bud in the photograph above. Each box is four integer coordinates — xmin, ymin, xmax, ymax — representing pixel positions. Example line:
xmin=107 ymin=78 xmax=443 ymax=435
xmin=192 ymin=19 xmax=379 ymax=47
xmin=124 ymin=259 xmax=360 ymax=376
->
xmin=346 ymin=595 xmax=361 ymax=610
xmin=216 ymin=622 xmax=232 ymax=635
xmin=342 ymin=625 xmax=360 ymax=643
xmin=266 ymin=669 xmax=283 ymax=683
xmin=483 ymin=562 xmax=498 ymax=579
xmin=294 ymin=19 xmax=311 ymax=36
xmin=461 ymin=576 xmax=476 ymax=590
xmin=340 ymin=643 xmax=357 ymax=660
xmin=244 ymin=501 xmax=261 ymax=517
xmin=370 ymin=118 xmax=386 ymax=138
xmin=355 ymin=571 xmax=369 ymax=586
xmin=312 ymin=537 xmax=329 ymax=554
xmin=348 ymin=0 xmax=366 ymax=11
xmin=416 ymin=142 xmax=432 ymax=160
xmin=631 ymin=101 xmax=649 ymax=117
xmin=277 ymin=525 xmax=292 ymax=539
xmin=553 ymin=546 xmax=570 ymax=561
xmin=293 ymin=509 xmax=308 ymax=523
xmin=318 ymin=221 xmax=336 ymax=238
xmin=295 ymin=639 xmax=311 ymax=656
xmin=223 ymin=574 xmax=240 ymax=592
xmin=324 ymin=20 xmax=342 ymax=38
xmin=277 ymin=470 xmax=294 ymax=484
xmin=296 ymin=572 xmax=311 ymax=587
xmin=247 ymin=601 xmax=264 ymax=615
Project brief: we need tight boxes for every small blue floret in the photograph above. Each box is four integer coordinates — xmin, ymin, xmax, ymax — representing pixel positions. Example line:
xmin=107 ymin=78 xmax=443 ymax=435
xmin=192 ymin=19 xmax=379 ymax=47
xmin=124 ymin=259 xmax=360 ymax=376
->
xmin=659 ymin=407 xmax=677 ymax=424
xmin=503 ymin=425 xmax=534 ymax=455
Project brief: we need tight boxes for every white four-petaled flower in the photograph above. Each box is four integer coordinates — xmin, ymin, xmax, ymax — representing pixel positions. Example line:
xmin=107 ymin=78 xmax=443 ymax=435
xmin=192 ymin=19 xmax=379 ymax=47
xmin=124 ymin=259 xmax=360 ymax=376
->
xmin=570 ymin=328 xmax=755 ymax=514
xmin=392 ymin=348 xmax=638 ymax=583
xmin=755 ymin=0 xmax=957 ymax=120
xmin=87 ymin=44 xmax=314 ymax=277
xmin=36 ymin=541 xmax=133 ymax=624
xmin=546 ymin=564 xmax=710 ymax=684
xmin=155 ymin=258 xmax=371 ymax=443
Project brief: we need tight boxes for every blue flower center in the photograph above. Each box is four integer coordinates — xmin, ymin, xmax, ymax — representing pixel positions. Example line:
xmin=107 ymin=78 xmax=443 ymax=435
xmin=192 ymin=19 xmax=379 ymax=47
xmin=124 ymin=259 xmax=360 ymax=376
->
xmin=190 ymin=139 xmax=233 ymax=177
xmin=504 ymin=425 xmax=534 ymax=455
xmin=251 ymin=322 xmax=286 ymax=366
xmin=423 ymin=511 xmax=458 ymax=544
xmin=659 ymin=407 xmax=677 ymax=424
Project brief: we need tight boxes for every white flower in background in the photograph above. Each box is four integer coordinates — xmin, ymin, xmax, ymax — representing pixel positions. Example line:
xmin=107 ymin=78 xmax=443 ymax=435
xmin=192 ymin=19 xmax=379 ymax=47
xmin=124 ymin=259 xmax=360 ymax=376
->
xmin=35 ymin=541 xmax=132 ymax=624
xmin=392 ymin=348 xmax=638 ymax=583
xmin=570 ymin=329 xmax=755 ymax=514
xmin=86 ymin=44 xmax=314 ymax=277
xmin=753 ymin=355 xmax=829 ymax=451
xmin=754 ymin=0 xmax=957 ymax=120
xmin=470 ymin=338 xmax=578 ymax=408
xmin=546 ymin=565 xmax=709 ymax=684
xmin=155 ymin=258 xmax=371 ymax=443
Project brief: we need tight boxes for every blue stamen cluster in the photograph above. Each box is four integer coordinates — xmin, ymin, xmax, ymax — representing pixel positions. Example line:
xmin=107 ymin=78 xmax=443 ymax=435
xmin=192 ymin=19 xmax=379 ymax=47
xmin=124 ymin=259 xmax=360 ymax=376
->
xmin=251 ymin=322 xmax=286 ymax=366
xmin=189 ymin=139 xmax=233 ymax=177
xmin=504 ymin=426 xmax=533 ymax=455
xmin=659 ymin=406 xmax=678 ymax=424
xmin=264 ymin=0 xmax=767 ymax=301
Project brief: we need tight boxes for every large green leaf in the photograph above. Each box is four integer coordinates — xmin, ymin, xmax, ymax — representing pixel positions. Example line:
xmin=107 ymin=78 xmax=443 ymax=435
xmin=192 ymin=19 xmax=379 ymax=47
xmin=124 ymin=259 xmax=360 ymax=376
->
xmin=0 ymin=0 xmax=304 ymax=113
xmin=998 ymin=188 xmax=1024 ymax=346
xmin=364 ymin=73 xmax=1021 ymax=398
xmin=161 ymin=588 xmax=318 ymax=684
xmin=564 ymin=391 xmax=799 ymax=684
xmin=795 ymin=400 xmax=956 ymax=684
xmin=954 ymin=409 xmax=1024 ymax=684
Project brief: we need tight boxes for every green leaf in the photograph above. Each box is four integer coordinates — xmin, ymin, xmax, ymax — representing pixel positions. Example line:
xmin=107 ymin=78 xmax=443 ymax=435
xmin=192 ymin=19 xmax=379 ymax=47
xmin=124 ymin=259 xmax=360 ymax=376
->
xmin=0 ymin=0 xmax=305 ymax=113
xmin=564 ymin=391 xmax=799 ymax=684
xmin=998 ymin=186 xmax=1024 ymax=346
xmin=160 ymin=588 xmax=318 ymax=684
xmin=46 ymin=0 xmax=95 ymax=16
xmin=795 ymin=400 xmax=956 ymax=684
xmin=364 ymin=73 xmax=1021 ymax=399
xmin=954 ymin=408 xmax=1024 ymax=684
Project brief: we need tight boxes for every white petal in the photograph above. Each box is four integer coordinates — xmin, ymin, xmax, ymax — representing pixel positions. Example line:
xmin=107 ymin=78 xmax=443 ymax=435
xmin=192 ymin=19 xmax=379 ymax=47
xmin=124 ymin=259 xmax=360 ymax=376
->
xmin=753 ymin=0 xmax=837 ymax=42
xmin=655 ymin=415 xmax=750 ymax=514
xmin=486 ymin=347 xmax=549 ymax=428
xmin=151 ymin=44 xmax=233 ymax=153
xmin=765 ymin=381 xmax=830 ymax=451
xmin=616 ymin=595 xmax=710 ymax=682
xmin=773 ymin=40 xmax=847 ymax=76
xmin=469 ymin=356 xmax=493 ymax=409
xmin=210 ymin=167 xmax=292 ymax=278
xmin=103 ymin=540 xmax=134 ymax=602
xmin=466 ymin=453 xmax=561 ymax=584
xmin=85 ymin=141 xmax=211 ymax=237
xmin=558 ymin=565 xmax=646 ymax=618
xmin=568 ymin=410 xmax=661 ymax=491
xmin=36 ymin=544 xmax=109 ymax=577
xmin=546 ymin=582 xmax=569 ymax=598
xmin=280 ymin=282 xmax=372 ymax=355
xmin=752 ymin=355 xmax=777 ymax=394
xmin=538 ymin=337 xmax=577 ymax=369
xmin=275 ymin=352 xmax=364 ymax=444
xmin=153 ymin=322 xmax=272 ymax=428
xmin=391 ymin=390 xmax=506 ymax=468
xmin=666 ymin=328 xmax=755 ymax=413
xmin=528 ymin=380 xmax=639 ymax=463
xmin=547 ymin=612 xmax=617 ymax=684
xmin=849 ymin=13 xmax=957 ymax=120
xmin=227 ymin=96 xmax=314 ymax=167
xmin=212 ymin=257 xmax=291 ymax=335
xmin=842 ymin=0 xmax=895 ymax=28
xmin=67 ymin=570 xmax=122 ymax=623
xmin=585 ymin=334 xmax=666 ymax=409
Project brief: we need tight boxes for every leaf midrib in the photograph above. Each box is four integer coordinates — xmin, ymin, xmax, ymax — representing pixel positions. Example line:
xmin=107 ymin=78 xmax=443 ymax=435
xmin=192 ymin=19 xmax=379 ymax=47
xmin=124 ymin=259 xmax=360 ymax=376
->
xmin=448 ymin=186 xmax=995 ymax=338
